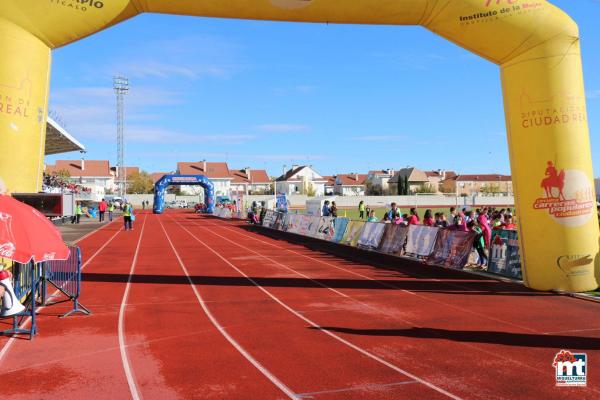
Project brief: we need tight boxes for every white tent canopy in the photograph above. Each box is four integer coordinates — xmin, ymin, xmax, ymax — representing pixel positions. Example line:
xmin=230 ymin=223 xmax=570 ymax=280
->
xmin=45 ymin=117 xmax=85 ymax=155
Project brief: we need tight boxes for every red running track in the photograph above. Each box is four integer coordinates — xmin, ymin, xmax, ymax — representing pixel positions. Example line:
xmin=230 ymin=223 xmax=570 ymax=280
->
xmin=1 ymin=210 xmax=599 ymax=399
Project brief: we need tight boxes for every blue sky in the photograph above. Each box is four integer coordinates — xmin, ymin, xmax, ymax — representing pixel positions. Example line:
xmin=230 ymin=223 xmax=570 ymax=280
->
xmin=46 ymin=0 xmax=600 ymax=177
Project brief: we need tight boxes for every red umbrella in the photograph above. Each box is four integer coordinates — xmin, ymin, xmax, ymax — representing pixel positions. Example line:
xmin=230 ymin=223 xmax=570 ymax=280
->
xmin=0 ymin=195 xmax=69 ymax=263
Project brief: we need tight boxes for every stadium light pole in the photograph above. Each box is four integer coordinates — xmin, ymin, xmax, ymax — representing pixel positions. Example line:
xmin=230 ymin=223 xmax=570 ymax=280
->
xmin=113 ymin=76 xmax=129 ymax=198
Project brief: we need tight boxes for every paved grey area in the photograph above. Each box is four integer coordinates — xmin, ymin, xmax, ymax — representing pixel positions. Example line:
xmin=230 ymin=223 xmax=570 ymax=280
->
xmin=56 ymin=216 xmax=119 ymax=243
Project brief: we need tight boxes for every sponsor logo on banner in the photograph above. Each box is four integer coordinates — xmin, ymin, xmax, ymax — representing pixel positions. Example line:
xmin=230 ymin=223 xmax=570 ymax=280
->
xmin=459 ymin=1 xmax=543 ymax=26
xmin=533 ymin=161 xmax=594 ymax=227
xmin=48 ymin=0 xmax=105 ymax=12
xmin=556 ymin=254 xmax=593 ymax=277
xmin=0 ymin=212 xmax=16 ymax=258
xmin=553 ymin=350 xmax=587 ymax=387
xmin=520 ymin=91 xmax=587 ymax=130
xmin=488 ymin=230 xmax=522 ymax=279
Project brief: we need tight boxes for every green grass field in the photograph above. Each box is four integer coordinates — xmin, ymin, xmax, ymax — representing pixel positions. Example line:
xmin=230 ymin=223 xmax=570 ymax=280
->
xmin=294 ymin=206 xmax=455 ymax=221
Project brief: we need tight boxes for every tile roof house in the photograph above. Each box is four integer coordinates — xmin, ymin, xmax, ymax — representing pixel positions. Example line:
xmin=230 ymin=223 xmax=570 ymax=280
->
xmin=424 ymin=170 xmax=457 ymax=192
xmin=388 ymin=167 xmax=431 ymax=194
xmin=45 ymin=160 xmax=114 ymax=200
xmin=441 ymin=174 xmax=513 ymax=196
xmin=335 ymin=173 xmax=368 ymax=196
xmin=176 ymin=161 xmax=232 ymax=196
xmin=366 ymin=169 xmax=396 ymax=194
xmin=275 ymin=165 xmax=326 ymax=196
xmin=230 ymin=168 xmax=272 ymax=194
xmin=323 ymin=175 xmax=336 ymax=196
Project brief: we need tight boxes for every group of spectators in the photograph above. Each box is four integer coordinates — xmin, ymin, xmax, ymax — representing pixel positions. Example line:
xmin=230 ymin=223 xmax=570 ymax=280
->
xmin=358 ymin=203 xmax=516 ymax=267
xmin=42 ymin=173 xmax=91 ymax=195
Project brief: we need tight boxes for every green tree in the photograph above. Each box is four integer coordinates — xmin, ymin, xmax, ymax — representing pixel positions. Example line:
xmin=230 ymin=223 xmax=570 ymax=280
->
xmin=127 ymin=171 xmax=154 ymax=194
xmin=403 ymin=176 xmax=410 ymax=195
xmin=53 ymin=169 xmax=71 ymax=180
xmin=305 ymin=183 xmax=317 ymax=197
xmin=481 ymin=183 xmax=501 ymax=194
xmin=414 ymin=183 xmax=436 ymax=194
xmin=398 ymin=176 xmax=404 ymax=195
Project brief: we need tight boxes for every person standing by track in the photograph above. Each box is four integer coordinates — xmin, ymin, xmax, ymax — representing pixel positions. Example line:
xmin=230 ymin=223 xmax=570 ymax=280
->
xmin=123 ymin=201 xmax=133 ymax=231
xmin=108 ymin=201 xmax=115 ymax=222
xmin=98 ymin=198 xmax=107 ymax=222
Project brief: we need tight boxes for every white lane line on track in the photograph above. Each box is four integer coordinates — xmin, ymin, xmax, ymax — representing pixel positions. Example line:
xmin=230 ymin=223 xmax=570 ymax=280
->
xmin=296 ymin=380 xmax=418 ymax=398
xmin=0 ymin=220 xmax=124 ymax=366
xmin=206 ymin=222 xmax=563 ymax=376
xmin=213 ymin=223 xmax=540 ymax=334
xmin=195 ymin=224 xmax=398 ymax=318
xmin=158 ymin=216 xmax=299 ymax=400
xmin=171 ymin=216 xmax=462 ymax=400
xmin=118 ymin=215 xmax=148 ymax=400
xmin=195 ymin=223 xmax=561 ymax=386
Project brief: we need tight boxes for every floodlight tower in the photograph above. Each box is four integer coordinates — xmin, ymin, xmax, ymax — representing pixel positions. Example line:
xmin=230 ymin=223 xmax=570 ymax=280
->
xmin=113 ymin=76 xmax=129 ymax=197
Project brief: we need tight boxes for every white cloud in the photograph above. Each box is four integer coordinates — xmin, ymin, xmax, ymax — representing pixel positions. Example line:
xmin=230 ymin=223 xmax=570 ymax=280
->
xmin=126 ymin=128 xmax=254 ymax=144
xmin=256 ymin=124 xmax=310 ymax=132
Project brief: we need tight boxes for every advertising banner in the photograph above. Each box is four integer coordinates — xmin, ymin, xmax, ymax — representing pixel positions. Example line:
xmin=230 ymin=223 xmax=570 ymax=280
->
xmin=428 ymin=229 xmax=476 ymax=269
xmin=314 ymin=216 xmax=336 ymax=241
xmin=306 ymin=215 xmax=320 ymax=237
xmin=341 ymin=221 xmax=366 ymax=247
xmin=262 ymin=210 xmax=276 ymax=227
xmin=405 ymin=225 xmax=439 ymax=257
xmin=488 ymin=230 xmax=522 ymax=279
xmin=272 ymin=212 xmax=285 ymax=230
xmin=357 ymin=222 xmax=386 ymax=250
xmin=296 ymin=215 xmax=313 ymax=236
xmin=276 ymin=193 xmax=288 ymax=213
xmin=378 ymin=224 xmax=409 ymax=256
xmin=284 ymin=214 xmax=302 ymax=234
xmin=332 ymin=218 xmax=349 ymax=243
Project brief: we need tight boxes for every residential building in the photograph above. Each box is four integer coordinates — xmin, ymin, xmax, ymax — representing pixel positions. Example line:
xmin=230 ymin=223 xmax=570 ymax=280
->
xmin=230 ymin=168 xmax=272 ymax=195
xmin=440 ymin=174 xmax=513 ymax=196
xmin=177 ymin=161 xmax=232 ymax=196
xmin=151 ymin=172 xmax=169 ymax=184
xmin=323 ymin=176 xmax=336 ymax=196
xmin=424 ymin=170 xmax=457 ymax=192
xmin=111 ymin=166 xmax=140 ymax=192
xmin=366 ymin=169 xmax=395 ymax=194
xmin=335 ymin=173 xmax=368 ymax=196
xmin=388 ymin=167 xmax=431 ymax=194
xmin=275 ymin=165 xmax=326 ymax=196
xmin=45 ymin=160 xmax=114 ymax=200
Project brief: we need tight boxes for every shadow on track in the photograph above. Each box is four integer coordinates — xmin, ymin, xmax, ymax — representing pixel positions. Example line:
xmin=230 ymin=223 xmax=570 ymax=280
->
xmin=81 ymin=272 xmax=555 ymax=296
xmin=310 ymin=326 xmax=600 ymax=350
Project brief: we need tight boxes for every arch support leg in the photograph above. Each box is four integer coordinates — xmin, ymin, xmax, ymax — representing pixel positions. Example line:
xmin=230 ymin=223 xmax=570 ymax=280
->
xmin=501 ymin=42 xmax=599 ymax=292
xmin=0 ymin=18 xmax=51 ymax=194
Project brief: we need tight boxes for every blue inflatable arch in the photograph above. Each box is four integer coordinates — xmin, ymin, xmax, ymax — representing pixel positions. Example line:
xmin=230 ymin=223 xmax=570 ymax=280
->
xmin=153 ymin=174 xmax=215 ymax=214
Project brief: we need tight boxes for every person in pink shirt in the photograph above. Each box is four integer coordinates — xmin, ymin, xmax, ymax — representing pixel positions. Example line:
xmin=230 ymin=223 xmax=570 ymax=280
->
xmin=477 ymin=207 xmax=492 ymax=247
xmin=408 ymin=208 xmax=420 ymax=225
xmin=98 ymin=198 xmax=108 ymax=222
xmin=423 ymin=209 xmax=434 ymax=226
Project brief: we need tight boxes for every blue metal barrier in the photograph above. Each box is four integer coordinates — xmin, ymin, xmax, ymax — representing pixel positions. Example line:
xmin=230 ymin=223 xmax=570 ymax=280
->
xmin=1 ymin=261 xmax=41 ymax=340
xmin=43 ymin=245 xmax=91 ymax=318
xmin=1 ymin=244 xmax=90 ymax=339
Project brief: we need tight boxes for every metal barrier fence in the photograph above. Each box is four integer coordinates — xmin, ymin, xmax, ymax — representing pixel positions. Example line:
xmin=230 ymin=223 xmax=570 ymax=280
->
xmin=43 ymin=245 xmax=91 ymax=318
xmin=1 ymin=244 xmax=90 ymax=340
xmin=2 ymin=261 xmax=41 ymax=339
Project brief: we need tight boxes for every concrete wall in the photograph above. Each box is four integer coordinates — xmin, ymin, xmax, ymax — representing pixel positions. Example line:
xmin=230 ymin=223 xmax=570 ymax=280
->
xmin=123 ymin=193 xmax=515 ymax=209
xmin=125 ymin=194 xmax=202 ymax=206
xmin=245 ymin=194 xmax=514 ymax=209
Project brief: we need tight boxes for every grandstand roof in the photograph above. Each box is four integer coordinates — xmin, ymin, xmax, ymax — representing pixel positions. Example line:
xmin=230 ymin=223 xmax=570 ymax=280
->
xmin=45 ymin=117 xmax=85 ymax=155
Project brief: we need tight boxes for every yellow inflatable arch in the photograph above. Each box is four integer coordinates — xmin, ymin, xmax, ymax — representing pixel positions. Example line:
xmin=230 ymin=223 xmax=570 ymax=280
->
xmin=0 ymin=0 xmax=597 ymax=292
